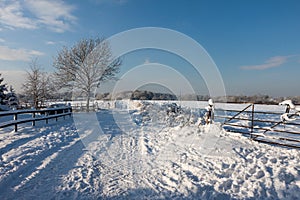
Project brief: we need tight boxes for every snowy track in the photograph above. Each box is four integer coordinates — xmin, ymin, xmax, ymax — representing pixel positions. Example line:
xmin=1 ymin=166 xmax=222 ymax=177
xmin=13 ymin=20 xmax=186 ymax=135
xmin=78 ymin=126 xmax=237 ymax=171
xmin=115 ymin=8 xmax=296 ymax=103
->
xmin=0 ymin=103 xmax=300 ymax=199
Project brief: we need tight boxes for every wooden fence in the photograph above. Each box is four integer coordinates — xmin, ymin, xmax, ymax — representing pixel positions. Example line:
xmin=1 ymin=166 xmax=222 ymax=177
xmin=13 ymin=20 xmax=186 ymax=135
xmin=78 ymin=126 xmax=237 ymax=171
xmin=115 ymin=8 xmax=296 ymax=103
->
xmin=0 ymin=106 xmax=72 ymax=132
xmin=215 ymin=104 xmax=300 ymax=148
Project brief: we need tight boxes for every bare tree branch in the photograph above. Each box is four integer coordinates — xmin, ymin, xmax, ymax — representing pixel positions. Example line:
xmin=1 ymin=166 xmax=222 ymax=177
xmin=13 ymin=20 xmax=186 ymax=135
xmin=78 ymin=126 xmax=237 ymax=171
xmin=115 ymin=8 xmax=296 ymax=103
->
xmin=53 ymin=37 xmax=121 ymax=111
xmin=22 ymin=59 xmax=54 ymax=108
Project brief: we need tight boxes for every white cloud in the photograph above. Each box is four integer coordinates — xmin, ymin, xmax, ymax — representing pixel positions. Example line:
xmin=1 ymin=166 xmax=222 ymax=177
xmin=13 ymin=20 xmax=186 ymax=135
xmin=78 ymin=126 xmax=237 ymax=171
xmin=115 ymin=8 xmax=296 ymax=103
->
xmin=45 ymin=40 xmax=66 ymax=45
xmin=0 ymin=0 xmax=76 ymax=33
xmin=0 ymin=45 xmax=44 ymax=61
xmin=0 ymin=38 xmax=5 ymax=43
xmin=25 ymin=0 xmax=77 ymax=33
xmin=0 ymin=0 xmax=37 ymax=30
xmin=240 ymin=56 xmax=291 ymax=70
xmin=46 ymin=41 xmax=55 ymax=45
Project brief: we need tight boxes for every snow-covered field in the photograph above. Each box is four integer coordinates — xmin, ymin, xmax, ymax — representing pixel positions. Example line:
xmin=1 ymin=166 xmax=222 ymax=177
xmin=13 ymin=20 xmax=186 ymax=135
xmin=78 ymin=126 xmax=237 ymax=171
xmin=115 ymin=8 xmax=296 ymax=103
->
xmin=0 ymin=101 xmax=300 ymax=199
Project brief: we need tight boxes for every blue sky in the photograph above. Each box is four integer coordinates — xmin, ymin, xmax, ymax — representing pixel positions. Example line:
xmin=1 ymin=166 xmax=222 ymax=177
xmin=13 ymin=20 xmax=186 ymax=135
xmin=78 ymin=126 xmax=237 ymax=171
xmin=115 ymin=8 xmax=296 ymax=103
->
xmin=0 ymin=0 xmax=300 ymax=97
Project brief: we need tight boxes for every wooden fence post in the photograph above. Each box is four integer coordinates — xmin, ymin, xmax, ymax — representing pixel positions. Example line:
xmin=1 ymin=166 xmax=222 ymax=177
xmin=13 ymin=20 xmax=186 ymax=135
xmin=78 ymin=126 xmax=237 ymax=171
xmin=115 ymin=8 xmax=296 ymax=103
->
xmin=69 ymin=107 xmax=71 ymax=117
xmin=14 ymin=113 xmax=18 ymax=132
xmin=32 ymin=112 xmax=36 ymax=126
xmin=46 ymin=111 xmax=48 ymax=124
xmin=55 ymin=110 xmax=58 ymax=121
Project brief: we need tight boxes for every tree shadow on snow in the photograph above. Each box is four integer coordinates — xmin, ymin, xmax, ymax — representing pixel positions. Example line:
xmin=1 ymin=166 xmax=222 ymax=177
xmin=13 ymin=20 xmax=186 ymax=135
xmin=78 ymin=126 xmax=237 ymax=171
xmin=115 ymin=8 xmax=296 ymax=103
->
xmin=0 ymin=131 xmax=86 ymax=200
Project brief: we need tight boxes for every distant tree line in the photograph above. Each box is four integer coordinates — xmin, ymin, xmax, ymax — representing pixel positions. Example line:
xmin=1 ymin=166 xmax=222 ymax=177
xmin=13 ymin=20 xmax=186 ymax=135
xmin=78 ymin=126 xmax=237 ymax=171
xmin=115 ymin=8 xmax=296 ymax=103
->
xmin=130 ymin=90 xmax=177 ymax=101
xmin=94 ymin=90 xmax=300 ymax=105
xmin=220 ymin=95 xmax=300 ymax=105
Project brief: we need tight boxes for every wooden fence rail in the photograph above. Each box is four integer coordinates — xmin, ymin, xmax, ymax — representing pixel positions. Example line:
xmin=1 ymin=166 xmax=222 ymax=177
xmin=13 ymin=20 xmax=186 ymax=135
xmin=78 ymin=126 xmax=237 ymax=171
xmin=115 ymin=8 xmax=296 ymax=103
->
xmin=0 ymin=106 xmax=72 ymax=132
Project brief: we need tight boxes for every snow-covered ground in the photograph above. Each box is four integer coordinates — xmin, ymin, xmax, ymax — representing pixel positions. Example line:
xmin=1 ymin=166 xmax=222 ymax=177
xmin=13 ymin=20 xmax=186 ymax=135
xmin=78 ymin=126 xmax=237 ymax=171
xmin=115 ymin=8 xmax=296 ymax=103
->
xmin=0 ymin=101 xmax=300 ymax=199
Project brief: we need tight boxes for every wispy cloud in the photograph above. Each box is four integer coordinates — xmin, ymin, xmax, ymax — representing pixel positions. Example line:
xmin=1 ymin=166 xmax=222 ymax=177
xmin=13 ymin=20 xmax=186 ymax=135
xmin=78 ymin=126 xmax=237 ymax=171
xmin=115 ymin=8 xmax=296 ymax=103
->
xmin=0 ymin=38 xmax=5 ymax=43
xmin=45 ymin=40 xmax=66 ymax=45
xmin=0 ymin=45 xmax=44 ymax=61
xmin=240 ymin=55 xmax=292 ymax=70
xmin=45 ymin=41 xmax=56 ymax=45
xmin=0 ymin=0 xmax=76 ymax=33
xmin=0 ymin=1 xmax=37 ymax=30
xmin=25 ymin=0 xmax=77 ymax=33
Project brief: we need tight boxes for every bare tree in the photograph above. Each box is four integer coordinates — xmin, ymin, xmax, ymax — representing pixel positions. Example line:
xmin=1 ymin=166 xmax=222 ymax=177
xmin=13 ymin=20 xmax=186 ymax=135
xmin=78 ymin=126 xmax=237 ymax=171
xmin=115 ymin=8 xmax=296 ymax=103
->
xmin=53 ymin=37 xmax=121 ymax=112
xmin=22 ymin=59 xmax=53 ymax=109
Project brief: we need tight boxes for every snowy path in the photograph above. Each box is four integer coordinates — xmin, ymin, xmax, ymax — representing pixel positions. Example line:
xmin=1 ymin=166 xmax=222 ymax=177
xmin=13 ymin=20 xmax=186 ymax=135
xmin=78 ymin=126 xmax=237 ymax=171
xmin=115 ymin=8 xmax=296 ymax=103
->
xmin=0 ymin=105 xmax=300 ymax=199
xmin=0 ymin=121 xmax=84 ymax=199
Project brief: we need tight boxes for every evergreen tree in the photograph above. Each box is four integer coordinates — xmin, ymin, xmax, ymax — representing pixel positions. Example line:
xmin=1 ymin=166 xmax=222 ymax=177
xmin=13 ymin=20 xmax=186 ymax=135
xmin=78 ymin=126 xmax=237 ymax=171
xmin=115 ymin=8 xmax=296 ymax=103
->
xmin=5 ymin=85 xmax=19 ymax=108
xmin=0 ymin=74 xmax=8 ymax=105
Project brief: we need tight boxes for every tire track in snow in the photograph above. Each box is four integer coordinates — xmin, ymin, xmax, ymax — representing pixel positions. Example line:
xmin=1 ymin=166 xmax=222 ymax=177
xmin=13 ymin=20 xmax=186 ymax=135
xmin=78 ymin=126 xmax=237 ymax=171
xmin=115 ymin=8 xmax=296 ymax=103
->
xmin=97 ymin=135 xmax=142 ymax=198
